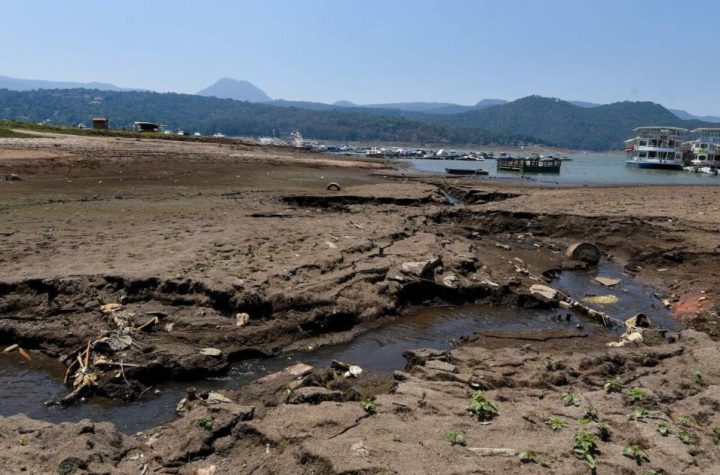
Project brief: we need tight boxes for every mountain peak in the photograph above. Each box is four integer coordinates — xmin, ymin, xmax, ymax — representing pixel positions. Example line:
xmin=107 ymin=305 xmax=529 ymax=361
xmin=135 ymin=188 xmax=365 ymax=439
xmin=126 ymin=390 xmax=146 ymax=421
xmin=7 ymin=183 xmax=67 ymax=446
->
xmin=197 ymin=78 xmax=271 ymax=102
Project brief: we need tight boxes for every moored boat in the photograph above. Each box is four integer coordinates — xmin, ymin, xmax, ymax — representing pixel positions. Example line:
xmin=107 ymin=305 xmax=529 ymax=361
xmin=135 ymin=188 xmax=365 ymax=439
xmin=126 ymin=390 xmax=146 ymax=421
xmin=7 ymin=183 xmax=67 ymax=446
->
xmin=445 ymin=168 xmax=489 ymax=176
xmin=496 ymin=157 xmax=561 ymax=173
xmin=624 ymin=126 xmax=686 ymax=170
xmin=688 ymin=128 xmax=720 ymax=169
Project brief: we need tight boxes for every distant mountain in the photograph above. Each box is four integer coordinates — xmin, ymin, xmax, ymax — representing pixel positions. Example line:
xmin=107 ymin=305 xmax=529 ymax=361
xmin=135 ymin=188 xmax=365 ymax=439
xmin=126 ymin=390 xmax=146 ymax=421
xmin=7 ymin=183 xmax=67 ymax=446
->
xmin=669 ymin=108 xmax=720 ymax=124
xmin=196 ymin=78 xmax=271 ymax=102
xmin=0 ymin=88 xmax=541 ymax=146
xmin=568 ymin=100 xmax=602 ymax=108
xmin=429 ymin=95 xmax=711 ymax=150
xmin=0 ymin=74 xmax=133 ymax=92
xmin=333 ymin=100 xmax=356 ymax=107
xmin=474 ymin=99 xmax=508 ymax=109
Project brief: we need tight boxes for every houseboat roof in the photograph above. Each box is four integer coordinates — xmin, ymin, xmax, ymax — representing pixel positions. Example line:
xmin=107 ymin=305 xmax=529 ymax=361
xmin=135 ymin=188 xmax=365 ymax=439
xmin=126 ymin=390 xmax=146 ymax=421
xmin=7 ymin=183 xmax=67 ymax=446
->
xmin=691 ymin=128 xmax=720 ymax=134
xmin=633 ymin=126 xmax=687 ymax=133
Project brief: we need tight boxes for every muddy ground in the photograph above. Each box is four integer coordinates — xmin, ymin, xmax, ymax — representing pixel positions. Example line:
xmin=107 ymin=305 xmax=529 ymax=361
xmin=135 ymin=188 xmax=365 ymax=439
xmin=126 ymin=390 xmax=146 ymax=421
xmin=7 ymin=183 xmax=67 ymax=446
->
xmin=1 ymin=134 xmax=720 ymax=474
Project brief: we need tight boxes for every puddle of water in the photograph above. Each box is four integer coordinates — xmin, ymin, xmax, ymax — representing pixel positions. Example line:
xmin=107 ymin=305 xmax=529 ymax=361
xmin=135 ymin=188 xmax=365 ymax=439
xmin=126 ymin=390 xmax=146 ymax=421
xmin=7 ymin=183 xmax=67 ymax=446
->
xmin=0 ymin=265 xmax=681 ymax=433
xmin=555 ymin=261 xmax=683 ymax=332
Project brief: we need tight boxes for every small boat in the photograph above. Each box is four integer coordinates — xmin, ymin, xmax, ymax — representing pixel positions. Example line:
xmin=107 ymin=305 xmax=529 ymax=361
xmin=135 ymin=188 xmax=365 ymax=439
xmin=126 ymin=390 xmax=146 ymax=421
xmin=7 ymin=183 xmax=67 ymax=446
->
xmin=445 ymin=168 xmax=489 ymax=176
xmin=497 ymin=157 xmax=561 ymax=173
xmin=625 ymin=126 xmax=686 ymax=170
xmin=687 ymin=128 xmax=720 ymax=171
xmin=366 ymin=148 xmax=385 ymax=158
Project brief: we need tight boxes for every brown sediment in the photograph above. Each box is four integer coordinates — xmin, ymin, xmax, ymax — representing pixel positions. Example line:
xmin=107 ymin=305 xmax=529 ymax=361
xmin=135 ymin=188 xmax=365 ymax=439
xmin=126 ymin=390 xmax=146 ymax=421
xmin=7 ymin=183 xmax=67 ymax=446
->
xmin=1 ymin=134 xmax=720 ymax=473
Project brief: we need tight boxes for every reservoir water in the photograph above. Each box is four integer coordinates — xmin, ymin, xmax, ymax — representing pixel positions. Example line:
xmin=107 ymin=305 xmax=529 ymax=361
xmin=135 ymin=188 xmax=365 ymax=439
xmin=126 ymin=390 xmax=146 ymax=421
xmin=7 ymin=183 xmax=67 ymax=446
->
xmin=400 ymin=153 xmax=720 ymax=186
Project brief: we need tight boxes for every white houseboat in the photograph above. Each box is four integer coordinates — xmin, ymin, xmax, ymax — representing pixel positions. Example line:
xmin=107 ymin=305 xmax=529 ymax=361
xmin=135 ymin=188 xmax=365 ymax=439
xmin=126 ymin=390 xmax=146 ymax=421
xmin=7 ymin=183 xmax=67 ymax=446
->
xmin=624 ymin=126 xmax=687 ymax=170
xmin=688 ymin=128 xmax=720 ymax=169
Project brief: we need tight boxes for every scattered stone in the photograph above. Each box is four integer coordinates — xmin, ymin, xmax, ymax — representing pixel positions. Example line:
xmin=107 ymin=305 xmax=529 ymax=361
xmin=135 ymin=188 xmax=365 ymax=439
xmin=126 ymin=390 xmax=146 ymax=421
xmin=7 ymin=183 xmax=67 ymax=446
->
xmin=5 ymin=173 xmax=22 ymax=181
xmin=93 ymin=334 xmax=133 ymax=353
xmin=595 ymin=277 xmax=621 ymax=287
xmin=565 ymin=242 xmax=601 ymax=265
xmin=194 ymin=465 xmax=217 ymax=475
xmin=100 ymin=303 xmax=124 ymax=314
xmin=441 ymin=272 xmax=457 ymax=288
xmin=287 ymin=363 xmax=314 ymax=377
xmin=287 ymin=386 xmax=343 ymax=404
xmin=206 ymin=392 xmax=233 ymax=405
xmin=199 ymin=348 xmax=222 ymax=357
xmin=530 ymin=284 xmax=559 ymax=303
xmin=400 ymin=258 xmax=441 ymax=278
xmin=325 ymin=241 xmax=337 ymax=249
xmin=425 ymin=360 xmax=458 ymax=374
xmin=625 ymin=313 xmax=652 ymax=329
xmin=235 ymin=312 xmax=250 ymax=327
xmin=351 ymin=441 xmax=369 ymax=457
xmin=559 ymin=300 xmax=573 ymax=309
xmin=326 ymin=182 xmax=341 ymax=191
xmin=494 ymin=242 xmax=511 ymax=250
xmin=346 ymin=365 xmax=363 ymax=378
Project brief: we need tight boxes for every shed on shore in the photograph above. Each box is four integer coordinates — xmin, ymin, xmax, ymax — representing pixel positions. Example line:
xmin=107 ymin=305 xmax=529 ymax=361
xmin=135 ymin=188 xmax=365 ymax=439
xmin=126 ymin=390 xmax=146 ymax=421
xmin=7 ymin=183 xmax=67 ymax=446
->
xmin=92 ymin=117 xmax=109 ymax=129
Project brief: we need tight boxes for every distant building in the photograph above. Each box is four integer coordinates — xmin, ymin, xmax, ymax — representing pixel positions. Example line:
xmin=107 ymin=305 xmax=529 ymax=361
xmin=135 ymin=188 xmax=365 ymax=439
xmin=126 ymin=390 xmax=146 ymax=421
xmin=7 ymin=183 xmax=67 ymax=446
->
xmin=133 ymin=121 xmax=162 ymax=133
xmin=92 ymin=117 xmax=109 ymax=129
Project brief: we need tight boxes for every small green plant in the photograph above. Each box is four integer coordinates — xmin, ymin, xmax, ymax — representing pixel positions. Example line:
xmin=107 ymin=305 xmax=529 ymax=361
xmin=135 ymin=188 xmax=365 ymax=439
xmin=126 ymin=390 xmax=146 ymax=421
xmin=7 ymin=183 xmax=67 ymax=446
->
xmin=199 ymin=416 xmax=214 ymax=431
xmin=694 ymin=370 xmax=703 ymax=385
xmin=562 ymin=391 xmax=581 ymax=407
xmin=578 ymin=406 xmax=598 ymax=424
xmin=657 ymin=422 xmax=670 ymax=437
xmin=627 ymin=387 xmax=648 ymax=404
xmin=604 ymin=377 xmax=622 ymax=394
xmin=19 ymin=435 xmax=28 ymax=446
xmin=444 ymin=430 xmax=467 ymax=446
xmin=466 ymin=391 xmax=498 ymax=421
xmin=545 ymin=356 xmax=560 ymax=371
xmin=573 ymin=431 xmax=599 ymax=470
xmin=360 ymin=398 xmax=378 ymax=415
xmin=622 ymin=443 xmax=649 ymax=465
xmin=519 ymin=450 xmax=537 ymax=463
xmin=546 ymin=416 xmax=567 ymax=431
xmin=712 ymin=427 xmax=720 ymax=445
xmin=643 ymin=470 xmax=660 ymax=475
xmin=677 ymin=415 xmax=691 ymax=427
xmin=678 ymin=428 xmax=694 ymax=445
xmin=628 ymin=407 xmax=650 ymax=421
xmin=595 ymin=422 xmax=611 ymax=442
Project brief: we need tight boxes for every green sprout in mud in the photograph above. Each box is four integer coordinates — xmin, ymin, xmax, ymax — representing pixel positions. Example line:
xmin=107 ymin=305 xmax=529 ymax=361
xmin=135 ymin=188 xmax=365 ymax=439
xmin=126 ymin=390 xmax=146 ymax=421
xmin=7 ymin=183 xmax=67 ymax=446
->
xmin=694 ymin=370 xmax=703 ymax=385
xmin=562 ymin=391 xmax=581 ymax=407
xmin=444 ymin=430 xmax=467 ymax=446
xmin=546 ymin=416 xmax=567 ymax=431
xmin=573 ymin=431 xmax=599 ymax=470
xmin=578 ymin=406 xmax=598 ymax=425
xmin=360 ymin=398 xmax=378 ymax=415
xmin=545 ymin=356 xmax=561 ymax=372
xmin=622 ymin=443 xmax=649 ymax=465
xmin=712 ymin=427 xmax=720 ymax=445
xmin=466 ymin=391 xmax=498 ymax=421
xmin=677 ymin=415 xmax=692 ymax=427
xmin=519 ymin=450 xmax=537 ymax=464
xmin=199 ymin=416 xmax=214 ymax=431
xmin=627 ymin=387 xmax=648 ymax=404
xmin=603 ymin=377 xmax=622 ymax=394
xmin=657 ymin=422 xmax=670 ymax=437
xmin=628 ymin=407 xmax=648 ymax=421
xmin=678 ymin=428 xmax=695 ymax=445
xmin=595 ymin=423 xmax=611 ymax=442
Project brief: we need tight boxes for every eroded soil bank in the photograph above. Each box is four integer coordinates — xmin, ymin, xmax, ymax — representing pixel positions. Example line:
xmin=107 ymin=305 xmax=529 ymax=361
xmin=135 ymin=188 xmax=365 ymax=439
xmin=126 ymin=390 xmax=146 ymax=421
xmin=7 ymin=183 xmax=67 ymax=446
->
xmin=1 ymin=135 xmax=720 ymax=474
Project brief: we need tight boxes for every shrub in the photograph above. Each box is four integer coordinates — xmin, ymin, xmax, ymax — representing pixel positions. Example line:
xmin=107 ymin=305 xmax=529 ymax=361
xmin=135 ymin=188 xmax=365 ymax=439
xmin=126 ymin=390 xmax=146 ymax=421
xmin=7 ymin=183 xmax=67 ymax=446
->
xmin=466 ymin=391 xmax=498 ymax=421
xmin=444 ymin=430 xmax=467 ymax=446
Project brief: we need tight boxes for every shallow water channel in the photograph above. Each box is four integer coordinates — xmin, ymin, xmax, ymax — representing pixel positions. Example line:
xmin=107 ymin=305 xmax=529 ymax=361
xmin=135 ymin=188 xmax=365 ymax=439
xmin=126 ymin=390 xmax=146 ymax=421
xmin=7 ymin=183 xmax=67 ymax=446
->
xmin=0 ymin=263 xmax=682 ymax=434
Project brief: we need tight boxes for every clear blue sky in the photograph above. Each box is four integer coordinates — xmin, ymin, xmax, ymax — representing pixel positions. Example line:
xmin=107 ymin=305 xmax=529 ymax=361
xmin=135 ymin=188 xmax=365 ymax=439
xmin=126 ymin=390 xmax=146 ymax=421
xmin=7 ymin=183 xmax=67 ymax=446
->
xmin=2 ymin=0 xmax=718 ymax=114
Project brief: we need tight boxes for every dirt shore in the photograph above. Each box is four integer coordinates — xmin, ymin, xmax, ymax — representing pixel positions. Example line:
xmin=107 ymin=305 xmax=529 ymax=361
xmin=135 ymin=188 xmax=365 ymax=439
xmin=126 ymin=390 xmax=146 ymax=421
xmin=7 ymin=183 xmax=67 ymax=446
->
xmin=1 ymin=135 xmax=719 ymax=474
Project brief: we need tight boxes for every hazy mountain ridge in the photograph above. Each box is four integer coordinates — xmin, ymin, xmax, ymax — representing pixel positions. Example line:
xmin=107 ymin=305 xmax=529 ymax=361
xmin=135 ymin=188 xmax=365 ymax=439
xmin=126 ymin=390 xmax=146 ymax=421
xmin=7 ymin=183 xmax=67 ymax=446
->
xmin=0 ymin=74 xmax=135 ymax=92
xmin=428 ymin=95 xmax=712 ymax=150
xmin=0 ymin=88 xmax=538 ymax=146
xmin=196 ymin=78 xmax=271 ymax=102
